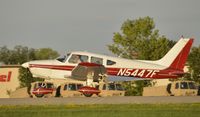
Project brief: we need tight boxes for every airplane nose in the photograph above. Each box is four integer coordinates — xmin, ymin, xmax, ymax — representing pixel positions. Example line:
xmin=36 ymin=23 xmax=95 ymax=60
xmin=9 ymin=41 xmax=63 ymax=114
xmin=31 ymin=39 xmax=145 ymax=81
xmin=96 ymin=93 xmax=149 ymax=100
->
xmin=21 ymin=62 xmax=29 ymax=68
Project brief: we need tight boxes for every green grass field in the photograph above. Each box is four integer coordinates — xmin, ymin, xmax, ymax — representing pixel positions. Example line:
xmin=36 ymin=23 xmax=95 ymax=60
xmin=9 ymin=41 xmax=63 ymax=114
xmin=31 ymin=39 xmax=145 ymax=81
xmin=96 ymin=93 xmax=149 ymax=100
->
xmin=0 ymin=104 xmax=200 ymax=117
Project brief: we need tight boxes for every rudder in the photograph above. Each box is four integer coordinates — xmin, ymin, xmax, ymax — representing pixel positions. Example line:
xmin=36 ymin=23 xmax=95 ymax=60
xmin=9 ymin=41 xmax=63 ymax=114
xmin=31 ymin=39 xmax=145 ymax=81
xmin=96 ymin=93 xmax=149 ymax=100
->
xmin=169 ymin=38 xmax=193 ymax=70
xmin=156 ymin=38 xmax=194 ymax=70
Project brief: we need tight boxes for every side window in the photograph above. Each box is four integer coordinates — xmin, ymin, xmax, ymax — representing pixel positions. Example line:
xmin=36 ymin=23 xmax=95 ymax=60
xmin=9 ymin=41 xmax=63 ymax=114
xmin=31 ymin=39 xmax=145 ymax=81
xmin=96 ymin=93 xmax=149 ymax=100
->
xmin=108 ymin=83 xmax=115 ymax=90
xmin=57 ymin=53 xmax=70 ymax=63
xmin=68 ymin=54 xmax=88 ymax=64
xmin=180 ymin=82 xmax=188 ymax=89
xmin=91 ymin=57 xmax=103 ymax=65
xmin=175 ymin=83 xmax=179 ymax=89
xmin=38 ymin=83 xmax=46 ymax=88
xmin=116 ymin=84 xmax=123 ymax=91
xmin=47 ymin=83 xmax=54 ymax=88
xmin=189 ymin=82 xmax=196 ymax=89
xmin=80 ymin=55 xmax=88 ymax=62
xmin=68 ymin=84 xmax=76 ymax=91
xmin=107 ymin=60 xmax=116 ymax=66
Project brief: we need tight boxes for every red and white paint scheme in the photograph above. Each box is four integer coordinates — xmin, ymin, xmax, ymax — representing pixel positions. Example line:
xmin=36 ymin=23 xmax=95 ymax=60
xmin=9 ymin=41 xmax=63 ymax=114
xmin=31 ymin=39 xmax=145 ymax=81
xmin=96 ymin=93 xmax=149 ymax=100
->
xmin=22 ymin=38 xmax=193 ymax=80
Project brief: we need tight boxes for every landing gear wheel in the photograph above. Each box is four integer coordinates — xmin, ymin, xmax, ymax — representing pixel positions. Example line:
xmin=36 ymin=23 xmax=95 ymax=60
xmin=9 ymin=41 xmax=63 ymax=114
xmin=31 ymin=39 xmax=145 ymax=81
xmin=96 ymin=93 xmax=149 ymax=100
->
xmin=83 ymin=93 xmax=93 ymax=97
xmin=35 ymin=94 xmax=44 ymax=98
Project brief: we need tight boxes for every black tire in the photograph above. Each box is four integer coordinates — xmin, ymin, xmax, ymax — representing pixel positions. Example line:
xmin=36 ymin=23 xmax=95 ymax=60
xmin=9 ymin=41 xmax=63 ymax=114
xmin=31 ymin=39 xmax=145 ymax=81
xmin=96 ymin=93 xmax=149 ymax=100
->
xmin=55 ymin=86 xmax=61 ymax=97
xmin=83 ymin=93 xmax=93 ymax=97
xmin=166 ymin=83 xmax=172 ymax=94
xmin=35 ymin=94 xmax=44 ymax=98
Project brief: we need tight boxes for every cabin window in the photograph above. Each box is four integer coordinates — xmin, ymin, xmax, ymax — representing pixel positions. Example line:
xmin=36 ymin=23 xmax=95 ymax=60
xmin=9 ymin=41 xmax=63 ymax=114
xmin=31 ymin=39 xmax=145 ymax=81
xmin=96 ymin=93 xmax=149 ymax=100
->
xmin=68 ymin=54 xmax=88 ymax=64
xmin=57 ymin=53 xmax=70 ymax=63
xmin=68 ymin=84 xmax=76 ymax=91
xmin=189 ymin=82 xmax=196 ymax=89
xmin=107 ymin=60 xmax=116 ymax=66
xmin=64 ymin=84 xmax=83 ymax=90
xmin=91 ymin=57 xmax=103 ymax=65
xmin=116 ymin=84 xmax=123 ymax=91
xmin=38 ymin=83 xmax=47 ymax=88
xmin=46 ymin=83 xmax=54 ymax=88
xmin=108 ymin=83 xmax=115 ymax=90
xmin=34 ymin=83 xmax=52 ymax=88
xmin=180 ymin=82 xmax=188 ymax=89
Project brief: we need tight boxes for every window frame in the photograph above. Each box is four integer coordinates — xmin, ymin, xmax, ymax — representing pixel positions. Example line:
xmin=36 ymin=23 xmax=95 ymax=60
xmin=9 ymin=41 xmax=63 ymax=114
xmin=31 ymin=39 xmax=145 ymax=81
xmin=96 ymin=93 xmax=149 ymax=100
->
xmin=68 ymin=54 xmax=89 ymax=64
xmin=180 ymin=82 xmax=189 ymax=89
xmin=107 ymin=60 xmax=116 ymax=66
xmin=91 ymin=56 xmax=103 ymax=65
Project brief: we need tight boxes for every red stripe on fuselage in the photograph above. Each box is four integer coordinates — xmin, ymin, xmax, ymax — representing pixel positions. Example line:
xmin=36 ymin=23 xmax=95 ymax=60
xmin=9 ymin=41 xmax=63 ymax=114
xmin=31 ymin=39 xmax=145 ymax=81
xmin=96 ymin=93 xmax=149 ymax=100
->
xmin=29 ymin=64 xmax=182 ymax=79
xmin=30 ymin=64 xmax=75 ymax=71
xmin=30 ymin=64 xmax=121 ymax=75
xmin=107 ymin=67 xmax=183 ymax=79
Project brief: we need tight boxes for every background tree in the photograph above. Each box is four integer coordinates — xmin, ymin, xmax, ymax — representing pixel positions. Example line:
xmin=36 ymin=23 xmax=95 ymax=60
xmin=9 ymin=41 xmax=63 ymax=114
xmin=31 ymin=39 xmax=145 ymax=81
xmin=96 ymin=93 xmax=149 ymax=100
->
xmin=0 ymin=45 xmax=37 ymax=65
xmin=108 ymin=16 xmax=175 ymax=60
xmin=0 ymin=46 xmax=59 ymax=64
xmin=9 ymin=46 xmax=30 ymax=64
xmin=0 ymin=46 xmax=10 ymax=64
xmin=0 ymin=45 xmax=60 ymax=88
xmin=108 ymin=16 xmax=176 ymax=96
xmin=187 ymin=45 xmax=200 ymax=83
xmin=18 ymin=67 xmax=44 ymax=95
xmin=35 ymin=48 xmax=59 ymax=60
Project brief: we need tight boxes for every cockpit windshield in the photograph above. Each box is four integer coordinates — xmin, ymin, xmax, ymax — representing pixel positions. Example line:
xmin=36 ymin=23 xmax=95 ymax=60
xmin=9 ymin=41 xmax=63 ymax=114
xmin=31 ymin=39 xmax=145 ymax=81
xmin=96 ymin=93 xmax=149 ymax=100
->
xmin=56 ymin=53 xmax=70 ymax=63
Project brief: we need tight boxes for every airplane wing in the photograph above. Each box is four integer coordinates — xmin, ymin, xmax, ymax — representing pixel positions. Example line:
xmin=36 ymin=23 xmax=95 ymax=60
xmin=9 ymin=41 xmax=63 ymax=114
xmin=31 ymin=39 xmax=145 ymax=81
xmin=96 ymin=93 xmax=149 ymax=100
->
xmin=70 ymin=62 xmax=107 ymax=82
xmin=107 ymin=76 xmax=148 ymax=81
xmin=70 ymin=62 xmax=149 ymax=82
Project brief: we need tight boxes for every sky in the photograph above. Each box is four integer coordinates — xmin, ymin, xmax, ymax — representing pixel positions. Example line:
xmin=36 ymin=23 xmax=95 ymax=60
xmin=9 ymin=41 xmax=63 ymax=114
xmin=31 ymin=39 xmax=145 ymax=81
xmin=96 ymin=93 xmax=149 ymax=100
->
xmin=0 ymin=0 xmax=200 ymax=55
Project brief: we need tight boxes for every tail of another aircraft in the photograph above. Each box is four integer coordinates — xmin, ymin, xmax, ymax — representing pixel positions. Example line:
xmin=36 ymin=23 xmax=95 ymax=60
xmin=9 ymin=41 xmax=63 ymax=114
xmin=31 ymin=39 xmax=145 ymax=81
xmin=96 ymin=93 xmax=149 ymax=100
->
xmin=156 ymin=38 xmax=194 ymax=70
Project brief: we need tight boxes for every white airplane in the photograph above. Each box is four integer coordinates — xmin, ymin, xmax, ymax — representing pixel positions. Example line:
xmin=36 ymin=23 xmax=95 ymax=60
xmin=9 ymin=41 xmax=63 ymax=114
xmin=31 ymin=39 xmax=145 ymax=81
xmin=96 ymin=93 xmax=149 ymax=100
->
xmin=22 ymin=38 xmax=193 ymax=80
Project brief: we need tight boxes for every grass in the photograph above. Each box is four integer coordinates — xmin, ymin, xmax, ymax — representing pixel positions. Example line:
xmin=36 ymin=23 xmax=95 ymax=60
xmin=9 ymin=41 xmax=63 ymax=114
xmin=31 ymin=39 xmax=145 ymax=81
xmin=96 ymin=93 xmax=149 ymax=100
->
xmin=0 ymin=103 xmax=200 ymax=117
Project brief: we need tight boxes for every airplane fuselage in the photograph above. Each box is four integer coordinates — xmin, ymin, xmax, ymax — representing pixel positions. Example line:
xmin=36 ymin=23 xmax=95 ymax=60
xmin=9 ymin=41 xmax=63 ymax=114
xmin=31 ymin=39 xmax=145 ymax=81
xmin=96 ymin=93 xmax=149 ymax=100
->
xmin=22 ymin=38 xmax=193 ymax=80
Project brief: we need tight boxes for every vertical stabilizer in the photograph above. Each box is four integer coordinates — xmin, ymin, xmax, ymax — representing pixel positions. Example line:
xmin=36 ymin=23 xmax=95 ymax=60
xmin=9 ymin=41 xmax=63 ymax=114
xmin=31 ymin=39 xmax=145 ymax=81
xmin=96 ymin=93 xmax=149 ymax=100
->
xmin=156 ymin=38 xmax=193 ymax=70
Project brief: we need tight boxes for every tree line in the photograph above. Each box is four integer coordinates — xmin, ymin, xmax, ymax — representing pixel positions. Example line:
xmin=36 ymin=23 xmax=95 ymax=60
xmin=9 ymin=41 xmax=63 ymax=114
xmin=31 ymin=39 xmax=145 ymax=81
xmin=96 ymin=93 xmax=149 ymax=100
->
xmin=0 ymin=45 xmax=59 ymax=65
xmin=0 ymin=46 xmax=60 ymax=90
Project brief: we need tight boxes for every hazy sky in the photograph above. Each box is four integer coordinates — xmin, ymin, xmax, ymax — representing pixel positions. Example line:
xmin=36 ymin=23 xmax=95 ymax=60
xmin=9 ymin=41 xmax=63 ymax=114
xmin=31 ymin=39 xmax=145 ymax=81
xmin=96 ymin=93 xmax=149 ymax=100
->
xmin=0 ymin=0 xmax=200 ymax=55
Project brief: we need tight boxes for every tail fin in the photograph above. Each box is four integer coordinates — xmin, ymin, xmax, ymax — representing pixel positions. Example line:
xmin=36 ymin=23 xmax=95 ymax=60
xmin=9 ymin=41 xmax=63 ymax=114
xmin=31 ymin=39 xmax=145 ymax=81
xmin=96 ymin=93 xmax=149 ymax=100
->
xmin=156 ymin=38 xmax=194 ymax=70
